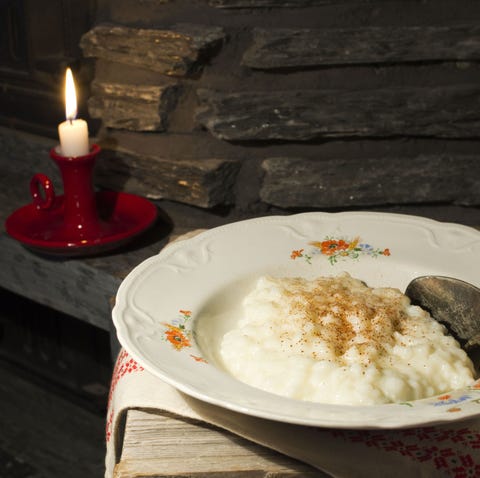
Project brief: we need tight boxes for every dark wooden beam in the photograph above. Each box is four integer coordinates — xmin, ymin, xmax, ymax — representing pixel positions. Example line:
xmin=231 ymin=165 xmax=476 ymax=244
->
xmin=243 ymin=25 xmax=480 ymax=69
xmin=261 ymin=155 xmax=480 ymax=208
xmin=89 ymin=81 xmax=180 ymax=132
xmin=96 ymin=145 xmax=241 ymax=208
xmin=196 ymin=85 xmax=480 ymax=141
xmin=80 ymin=24 xmax=225 ymax=76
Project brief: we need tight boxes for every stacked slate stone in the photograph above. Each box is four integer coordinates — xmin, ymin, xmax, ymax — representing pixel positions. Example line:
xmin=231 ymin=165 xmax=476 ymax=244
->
xmin=80 ymin=0 xmax=480 ymax=218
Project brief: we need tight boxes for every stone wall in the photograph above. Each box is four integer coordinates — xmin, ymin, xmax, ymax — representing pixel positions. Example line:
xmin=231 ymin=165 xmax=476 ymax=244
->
xmin=81 ymin=0 xmax=480 ymax=220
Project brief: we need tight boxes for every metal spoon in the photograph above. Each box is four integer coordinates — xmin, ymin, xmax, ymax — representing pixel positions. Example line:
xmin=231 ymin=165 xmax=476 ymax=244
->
xmin=405 ymin=276 xmax=480 ymax=352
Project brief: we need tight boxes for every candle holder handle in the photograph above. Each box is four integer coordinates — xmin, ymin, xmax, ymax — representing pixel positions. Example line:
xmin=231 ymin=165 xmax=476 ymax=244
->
xmin=49 ymin=144 xmax=102 ymax=240
xmin=30 ymin=173 xmax=56 ymax=210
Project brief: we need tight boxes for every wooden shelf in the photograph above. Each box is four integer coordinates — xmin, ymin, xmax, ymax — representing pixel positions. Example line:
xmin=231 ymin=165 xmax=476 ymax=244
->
xmin=114 ymin=409 xmax=325 ymax=478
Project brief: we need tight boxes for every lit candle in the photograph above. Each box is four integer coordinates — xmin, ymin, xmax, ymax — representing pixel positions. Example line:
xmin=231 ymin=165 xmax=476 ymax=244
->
xmin=58 ymin=68 xmax=89 ymax=157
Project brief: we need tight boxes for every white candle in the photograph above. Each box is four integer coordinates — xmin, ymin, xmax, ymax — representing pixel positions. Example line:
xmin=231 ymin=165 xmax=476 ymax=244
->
xmin=58 ymin=68 xmax=89 ymax=157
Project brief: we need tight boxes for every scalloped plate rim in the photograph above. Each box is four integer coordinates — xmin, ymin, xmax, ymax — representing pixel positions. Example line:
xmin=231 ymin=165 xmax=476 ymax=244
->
xmin=113 ymin=211 xmax=480 ymax=429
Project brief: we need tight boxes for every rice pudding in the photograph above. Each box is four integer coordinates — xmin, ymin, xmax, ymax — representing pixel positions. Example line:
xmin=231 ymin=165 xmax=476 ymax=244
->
xmin=219 ymin=273 xmax=475 ymax=405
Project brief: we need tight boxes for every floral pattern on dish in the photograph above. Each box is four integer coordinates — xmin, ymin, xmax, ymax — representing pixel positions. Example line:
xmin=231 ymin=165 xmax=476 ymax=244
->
xmin=432 ymin=394 xmax=472 ymax=407
xmin=162 ymin=309 xmax=192 ymax=351
xmin=291 ymin=236 xmax=391 ymax=265
xmin=399 ymin=384 xmax=480 ymax=410
xmin=162 ymin=310 xmax=207 ymax=363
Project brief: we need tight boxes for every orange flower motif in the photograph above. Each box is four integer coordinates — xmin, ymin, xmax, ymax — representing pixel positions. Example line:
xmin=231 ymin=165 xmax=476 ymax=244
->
xmin=298 ymin=236 xmax=390 ymax=264
xmin=164 ymin=324 xmax=191 ymax=350
xmin=447 ymin=407 xmax=462 ymax=413
xmin=438 ymin=394 xmax=452 ymax=401
xmin=311 ymin=239 xmax=349 ymax=256
xmin=179 ymin=310 xmax=191 ymax=317
xmin=290 ymin=249 xmax=304 ymax=260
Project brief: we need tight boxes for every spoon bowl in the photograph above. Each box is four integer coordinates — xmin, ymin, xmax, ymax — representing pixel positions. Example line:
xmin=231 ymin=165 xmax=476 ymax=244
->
xmin=405 ymin=276 xmax=480 ymax=351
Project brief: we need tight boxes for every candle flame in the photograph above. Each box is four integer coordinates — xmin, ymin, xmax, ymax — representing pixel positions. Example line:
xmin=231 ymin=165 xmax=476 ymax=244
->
xmin=65 ymin=68 xmax=78 ymax=121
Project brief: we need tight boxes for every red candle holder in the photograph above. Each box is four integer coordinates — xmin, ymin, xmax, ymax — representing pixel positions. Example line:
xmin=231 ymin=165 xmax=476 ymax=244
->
xmin=34 ymin=144 xmax=103 ymax=239
xmin=5 ymin=145 xmax=158 ymax=256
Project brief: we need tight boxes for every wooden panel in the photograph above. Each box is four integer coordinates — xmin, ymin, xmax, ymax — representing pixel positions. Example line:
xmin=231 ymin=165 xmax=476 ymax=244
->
xmin=243 ymin=25 xmax=480 ymax=69
xmin=261 ymin=155 xmax=480 ymax=208
xmin=196 ymin=85 xmax=480 ymax=141
xmin=0 ymin=361 xmax=105 ymax=478
xmin=115 ymin=409 xmax=326 ymax=477
xmin=0 ymin=0 xmax=94 ymax=136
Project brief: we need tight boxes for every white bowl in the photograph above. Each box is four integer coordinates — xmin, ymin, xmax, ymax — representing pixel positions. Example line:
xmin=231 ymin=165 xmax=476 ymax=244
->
xmin=113 ymin=212 xmax=480 ymax=429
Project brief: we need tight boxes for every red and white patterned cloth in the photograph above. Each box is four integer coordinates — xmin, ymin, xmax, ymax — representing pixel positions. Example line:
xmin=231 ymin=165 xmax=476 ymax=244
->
xmin=105 ymin=348 xmax=480 ymax=478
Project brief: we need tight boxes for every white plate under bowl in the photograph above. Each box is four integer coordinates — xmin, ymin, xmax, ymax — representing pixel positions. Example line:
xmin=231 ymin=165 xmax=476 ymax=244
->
xmin=112 ymin=211 xmax=480 ymax=429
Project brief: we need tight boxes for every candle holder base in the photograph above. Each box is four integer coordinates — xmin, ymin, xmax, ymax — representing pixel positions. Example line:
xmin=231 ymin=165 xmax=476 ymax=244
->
xmin=6 ymin=144 xmax=157 ymax=257
xmin=5 ymin=190 xmax=158 ymax=257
